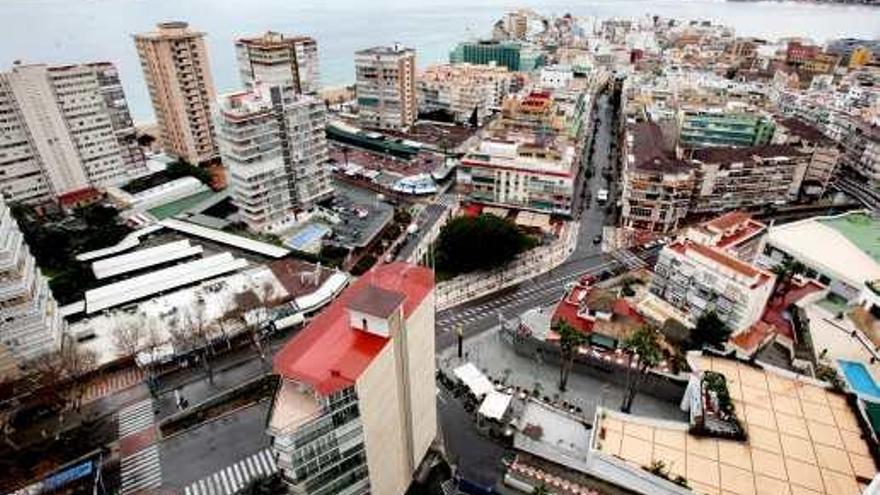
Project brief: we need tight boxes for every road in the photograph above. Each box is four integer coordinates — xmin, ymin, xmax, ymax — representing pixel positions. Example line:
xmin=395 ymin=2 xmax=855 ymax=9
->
xmin=435 ymin=90 xmax=625 ymax=350
xmin=159 ymin=400 xmax=272 ymax=490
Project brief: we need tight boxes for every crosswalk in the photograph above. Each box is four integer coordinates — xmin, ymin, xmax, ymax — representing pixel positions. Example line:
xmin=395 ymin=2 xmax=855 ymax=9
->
xmin=436 ymin=262 xmax=616 ymax=329
xmin=120 ymin=444 xmax=162 ymax=494
xmin=183 ymin=449 xmax=278 ymax=495
xmin=118 ymin=399 xmax=155 ymax=438
xmin=612 ymin=249 xmax=648 ymax=270
xmin=81 ymin=367 xmax=145 ymax=404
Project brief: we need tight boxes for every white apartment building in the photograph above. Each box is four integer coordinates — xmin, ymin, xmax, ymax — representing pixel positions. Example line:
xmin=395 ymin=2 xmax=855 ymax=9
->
xmin=216 ymin=84 xmax=332 ymax=233
xmin=269 ymin=262 xmax=436 ymax=495
xmin=0 ymin=62 xmax=147 ymax=204
xmin=355 ymin=45 xmax=416 ymax=131
xmin=236 ymin=32 xmax=320 ymax=94
xmin=417 ymin=63 xmax=512 ymax=124
xmin=539 ymin=65 xmax=574 ymax=89
xmin=650 ymin=239 xmax=775 ymax=333
xmin=0 ymin=197 xmax=64 ymax=380
xmin=458 ymin=138 xmax=577 ymax=216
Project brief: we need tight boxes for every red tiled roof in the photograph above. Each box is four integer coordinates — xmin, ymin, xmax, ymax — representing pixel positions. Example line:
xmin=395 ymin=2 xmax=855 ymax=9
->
xmin=461 ymin=203 xmax=483 ymax=218
xmin=552 ymin=298 xmax=594 ymax=335
xmin=273 ymin=262 xmax=434 ymax=395
xmin=761 ymin=279 xmax=826 ymax=342
xmin=58 ymin=187 xmax=101 ymax=206
xmin=706 ymin=211 xmax=751 ymax=233
xmin=715 ymin=219 xmax=766 ymax=249
xmin=731 ymin=321 xmax=776 ymax=353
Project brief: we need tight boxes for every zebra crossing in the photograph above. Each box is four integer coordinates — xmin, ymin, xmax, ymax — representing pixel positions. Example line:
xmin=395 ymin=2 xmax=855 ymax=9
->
xmin=436 ymin=263 xmax=616 ymax=329
xmin=81 ymin=367 xmax=145 ymax=404
xmin=612 ymin=249 xmax=648 ymax=270
xmin=183 ymin=448 xmax=278 ymax=495
xmin=118 ymin=399 xmax=155 ymax=438
xmin=120 ymin=444 xmax=162 ymax=494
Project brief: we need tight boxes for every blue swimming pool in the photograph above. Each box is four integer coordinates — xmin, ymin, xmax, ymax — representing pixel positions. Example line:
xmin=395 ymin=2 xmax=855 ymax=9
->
xmin=839 ymin=360 xmax=880 ymax=401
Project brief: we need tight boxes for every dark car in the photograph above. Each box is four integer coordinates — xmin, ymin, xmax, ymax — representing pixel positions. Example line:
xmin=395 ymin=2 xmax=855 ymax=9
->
xmin=592 ymin=235 xmax=602 ymax=244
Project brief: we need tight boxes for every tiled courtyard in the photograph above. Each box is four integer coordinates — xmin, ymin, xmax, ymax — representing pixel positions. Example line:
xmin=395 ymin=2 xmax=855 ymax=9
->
xmin=595 ymin=355 xmax=877 ymax=495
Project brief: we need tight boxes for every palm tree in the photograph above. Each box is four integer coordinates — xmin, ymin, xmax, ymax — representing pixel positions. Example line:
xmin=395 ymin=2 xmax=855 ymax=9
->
xmin=532 ymin=484 xmax=550 ymax=495
xmin=554 ymin=320 xmax=585 ymax=392
xmin=620 ymin=326 xmax=663 ymax=413
xmin=770 ymin=259 xmax=807 ymax=302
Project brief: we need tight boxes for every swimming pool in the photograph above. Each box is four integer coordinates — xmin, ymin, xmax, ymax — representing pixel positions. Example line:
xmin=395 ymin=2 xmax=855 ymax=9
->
xmin=838 ymin=360 xmax=880 ymax=402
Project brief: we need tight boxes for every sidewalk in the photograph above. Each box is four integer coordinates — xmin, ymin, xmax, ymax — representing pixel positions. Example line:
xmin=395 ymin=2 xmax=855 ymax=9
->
xmin=435 ymin=221 xmax=579 ymax=311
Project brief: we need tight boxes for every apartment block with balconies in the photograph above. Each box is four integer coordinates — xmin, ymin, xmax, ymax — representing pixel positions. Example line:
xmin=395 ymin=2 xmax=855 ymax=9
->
xmin=269 ymin=263 xmax=436 ymax=495
xmin=621 ymin=121 xmax=696 ymax=233
xmin=417 ymin=63 xmax=512 ymax=124
xmin=651 ymin=239 xmax=775 ymax=332
xmin=236 ymin=32 xmax=320 ymax=94
xmin=0 ymin=62 xmax=146 ymax=204
xmin=0 ymin=197 xmax=64 ymax=380
xmin=355 ymin=45 xmax=416 ymax=131
xmin=216 ymin=84 xmax=331 ymax=233
xmin=134 ymin=22 xmax=219 ymax=164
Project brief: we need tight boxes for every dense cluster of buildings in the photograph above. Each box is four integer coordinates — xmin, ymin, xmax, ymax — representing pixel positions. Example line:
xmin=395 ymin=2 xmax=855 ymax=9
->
xmin=611 ymin=19 xmax=879 ymax=236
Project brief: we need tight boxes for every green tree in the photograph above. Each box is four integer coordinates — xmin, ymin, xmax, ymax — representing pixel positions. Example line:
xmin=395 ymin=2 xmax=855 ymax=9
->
xmin=692 ymin=311 xmax=731 ymax=349
xmin=621 ymin=326 xmax=663 ymax=413
xmin=770 ymin=259 xmax=807 ymax=302
xmin=435 ymin=214 xmax=535 ymax=275
xmin=531 ymin=485 xmax=550 ymax=495
xmin=554 ymin=319 xmax=585 ymax=392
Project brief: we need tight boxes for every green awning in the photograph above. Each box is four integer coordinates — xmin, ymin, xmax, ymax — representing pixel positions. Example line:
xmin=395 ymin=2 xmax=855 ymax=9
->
xmin=591 ymin=333 xmax=617 ymax=349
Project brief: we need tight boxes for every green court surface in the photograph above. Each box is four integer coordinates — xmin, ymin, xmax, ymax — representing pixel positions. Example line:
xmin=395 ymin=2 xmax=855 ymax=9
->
xmin=147 ymin=190 xmax=217 ymax=220
xmin=819 ymin=212 xmax=880 ymax=264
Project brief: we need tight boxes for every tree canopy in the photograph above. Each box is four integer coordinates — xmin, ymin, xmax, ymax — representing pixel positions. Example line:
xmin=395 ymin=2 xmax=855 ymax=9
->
xmin=692 ymin=311 xmax=731 ymax=349
xmin=435 ymin=214 xmax=536 ymax=275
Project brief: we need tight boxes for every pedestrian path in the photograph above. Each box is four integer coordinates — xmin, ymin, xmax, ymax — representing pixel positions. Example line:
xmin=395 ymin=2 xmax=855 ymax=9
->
xmin=118 ymin=399 xmax=155 ymax=438
xmin=81 ymin=367 xmax=145 ymax=404
xmin=120 ymin=444 xmax=162 ymax=494
xmin=183 ymin=449 xmax=278 ymax=495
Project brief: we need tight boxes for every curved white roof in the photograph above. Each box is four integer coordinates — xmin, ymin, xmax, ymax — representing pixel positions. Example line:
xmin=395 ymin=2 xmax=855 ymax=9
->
xmin=766 ymin=214 xmax=880 ymax=289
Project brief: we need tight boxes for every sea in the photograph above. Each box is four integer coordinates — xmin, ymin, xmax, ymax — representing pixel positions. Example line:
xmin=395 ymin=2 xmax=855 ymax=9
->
xmin=1 ymin=0 xmax=878 ymax=121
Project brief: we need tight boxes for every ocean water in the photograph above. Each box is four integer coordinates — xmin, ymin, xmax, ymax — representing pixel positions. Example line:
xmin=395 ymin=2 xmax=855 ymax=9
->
xmin=1 ymin=0 xmax=878 ymax=121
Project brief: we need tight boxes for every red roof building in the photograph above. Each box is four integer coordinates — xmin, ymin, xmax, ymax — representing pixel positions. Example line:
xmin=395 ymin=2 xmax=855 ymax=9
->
xmin=269 ymin=261 xmax=437 ymax=495
xmin=273 ymin=261 xmax=433 ymax=395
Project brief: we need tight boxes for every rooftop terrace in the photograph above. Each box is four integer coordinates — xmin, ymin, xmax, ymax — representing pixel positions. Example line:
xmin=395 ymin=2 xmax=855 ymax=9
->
xmin=593 ymin=355 xmax=878 ymax=495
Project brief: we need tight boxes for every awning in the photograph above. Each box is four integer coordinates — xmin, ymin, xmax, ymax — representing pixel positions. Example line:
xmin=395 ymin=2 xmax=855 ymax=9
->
xmin=479 ymin=390 xmax=513 ymax=420
xmin=453 ymin=362 xmax=494 ymax=397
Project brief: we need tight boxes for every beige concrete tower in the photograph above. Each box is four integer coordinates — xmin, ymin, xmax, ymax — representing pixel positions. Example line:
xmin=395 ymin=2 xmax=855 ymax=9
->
xmin=134 ymin=21 xmax=219 ymax=164
xmin=355 ymin=45 xmax=417 ymax=131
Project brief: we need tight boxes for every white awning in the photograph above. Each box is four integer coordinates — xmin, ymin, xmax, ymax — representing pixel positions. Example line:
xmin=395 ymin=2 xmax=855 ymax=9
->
xmin=479 ymin=391 xmax=513 ymax=420
xmin=453 ymin=362 xmax=494 ymax=398
xmin=92 ymin=240 xmax=203 ymax=279
xmin=76 ymin=224 xmax=164 ymax=261
xmin=161 ymin=218 xmax=290 ymax=258
xmin=294 ymin=272 xmax=351 ymax=313
xmin=85 ymin=252 xmax=248 ymax=313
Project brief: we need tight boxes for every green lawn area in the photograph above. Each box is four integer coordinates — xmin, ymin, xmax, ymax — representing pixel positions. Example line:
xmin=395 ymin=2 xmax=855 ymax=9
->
xmin=148 ymin=190 xmax=217 ymax=220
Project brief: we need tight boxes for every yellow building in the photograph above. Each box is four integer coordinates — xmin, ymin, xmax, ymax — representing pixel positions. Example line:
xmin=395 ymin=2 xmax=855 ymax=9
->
xmin=849 ymin=46 xmax=872 ymax=68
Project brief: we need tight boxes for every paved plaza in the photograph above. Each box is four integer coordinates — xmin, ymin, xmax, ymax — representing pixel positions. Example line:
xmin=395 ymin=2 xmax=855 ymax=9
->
xmin=438 ymin=325 xmax=687 ymax=424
